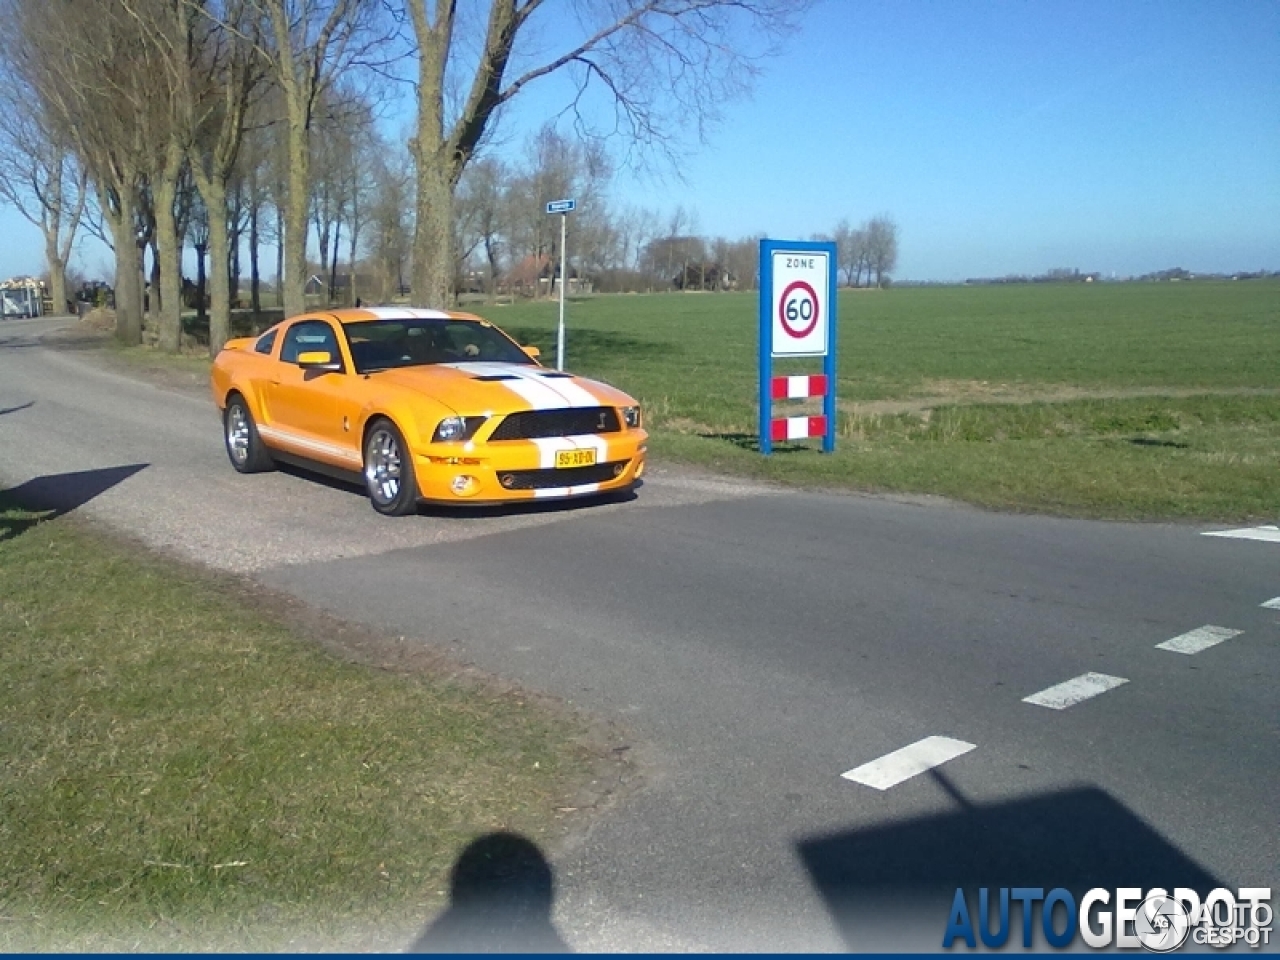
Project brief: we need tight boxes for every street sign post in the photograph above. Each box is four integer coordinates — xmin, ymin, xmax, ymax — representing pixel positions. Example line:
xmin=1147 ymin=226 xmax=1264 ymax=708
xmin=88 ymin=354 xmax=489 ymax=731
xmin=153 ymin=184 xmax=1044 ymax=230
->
xmin=545 ymin=199 xmax=576 ymax=369
xmin=758 ymin=239 xmax=838 ymax=455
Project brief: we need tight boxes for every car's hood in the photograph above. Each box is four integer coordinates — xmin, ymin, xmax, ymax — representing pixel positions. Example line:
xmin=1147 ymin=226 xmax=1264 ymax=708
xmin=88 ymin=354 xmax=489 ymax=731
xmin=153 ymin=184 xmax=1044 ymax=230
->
xmin=368 ymin=361 xmax=637 ymax=414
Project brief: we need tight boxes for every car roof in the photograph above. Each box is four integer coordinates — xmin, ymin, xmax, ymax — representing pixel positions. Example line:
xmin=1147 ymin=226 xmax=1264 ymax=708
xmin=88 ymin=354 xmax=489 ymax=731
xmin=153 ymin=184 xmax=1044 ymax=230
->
xmin=325 ymin=307 xmax=486 ymax=326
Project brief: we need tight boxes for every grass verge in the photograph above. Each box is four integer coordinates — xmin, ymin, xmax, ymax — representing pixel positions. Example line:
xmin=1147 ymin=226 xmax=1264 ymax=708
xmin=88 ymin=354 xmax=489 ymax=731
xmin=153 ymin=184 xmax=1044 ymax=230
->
xmin=0 ymin=498 xmax=622 ymax=950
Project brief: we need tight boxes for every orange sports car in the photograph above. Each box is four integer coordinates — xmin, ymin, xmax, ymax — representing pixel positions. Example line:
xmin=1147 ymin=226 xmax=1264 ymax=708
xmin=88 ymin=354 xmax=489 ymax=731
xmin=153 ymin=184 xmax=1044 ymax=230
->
xmin=210 ymin=307 xmax=647 ymax=515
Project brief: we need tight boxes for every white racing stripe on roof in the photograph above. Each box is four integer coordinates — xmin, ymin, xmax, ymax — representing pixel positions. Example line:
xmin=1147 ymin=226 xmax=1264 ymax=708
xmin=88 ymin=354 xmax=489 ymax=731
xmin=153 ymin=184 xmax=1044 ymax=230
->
xmin=360 ymin=306 xmax=452 ymax=320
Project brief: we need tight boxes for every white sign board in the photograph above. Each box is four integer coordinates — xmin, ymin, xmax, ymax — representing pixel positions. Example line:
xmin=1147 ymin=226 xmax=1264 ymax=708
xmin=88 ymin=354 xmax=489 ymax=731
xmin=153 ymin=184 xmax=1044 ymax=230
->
xmin=770 ymin=250 xmax=830 ymax=357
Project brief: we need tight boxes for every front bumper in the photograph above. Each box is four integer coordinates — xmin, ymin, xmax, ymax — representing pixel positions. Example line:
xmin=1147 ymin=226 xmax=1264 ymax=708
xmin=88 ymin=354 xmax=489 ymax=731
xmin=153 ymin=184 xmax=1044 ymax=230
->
xmin=413 ymin=432 xmax=648 ymax=504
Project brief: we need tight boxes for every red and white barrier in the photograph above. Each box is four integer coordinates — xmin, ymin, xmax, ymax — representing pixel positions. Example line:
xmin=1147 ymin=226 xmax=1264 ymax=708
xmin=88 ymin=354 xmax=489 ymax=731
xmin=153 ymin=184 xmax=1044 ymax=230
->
xmin=770 ymin=415 xmax=827 ymax=442
xmin=770 ymin=375 xmax=828 ymax=400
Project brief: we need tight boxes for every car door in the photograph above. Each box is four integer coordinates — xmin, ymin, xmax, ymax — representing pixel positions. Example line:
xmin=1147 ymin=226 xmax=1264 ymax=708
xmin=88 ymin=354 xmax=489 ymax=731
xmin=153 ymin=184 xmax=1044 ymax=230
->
xmin=263 ymin=318 xmax=364 ymax=471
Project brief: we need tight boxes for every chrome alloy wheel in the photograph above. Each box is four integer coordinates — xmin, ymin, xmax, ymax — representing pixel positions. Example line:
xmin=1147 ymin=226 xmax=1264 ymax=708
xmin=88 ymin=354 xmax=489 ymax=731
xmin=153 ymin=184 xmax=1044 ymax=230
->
xmin=365 ymin=427 xmax=403 ymax=505
xmin=226 ymin=403 xmax=251 ymax=466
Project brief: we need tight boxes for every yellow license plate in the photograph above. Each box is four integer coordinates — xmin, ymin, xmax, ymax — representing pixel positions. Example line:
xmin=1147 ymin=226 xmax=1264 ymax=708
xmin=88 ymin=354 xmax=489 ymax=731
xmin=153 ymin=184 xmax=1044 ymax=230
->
xmin=556 ymin=449 xmax=597 ymax=468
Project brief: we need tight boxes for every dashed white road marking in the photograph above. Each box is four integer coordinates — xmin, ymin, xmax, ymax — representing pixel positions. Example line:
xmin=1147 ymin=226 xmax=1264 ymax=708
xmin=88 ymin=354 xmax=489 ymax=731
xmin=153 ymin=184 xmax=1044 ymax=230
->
xmin=1261 ymin=597 xmax=1280 ymax=610
xmin=841 ymin=736 xmax=975 ymax=791
xmin=1023 ymin=672 xmax=1129 ymax=710
xmin=1202 ymin=525 xmax=1280 ymax=543
xmin=1155 ymin=625 xmax=1243 ymax=655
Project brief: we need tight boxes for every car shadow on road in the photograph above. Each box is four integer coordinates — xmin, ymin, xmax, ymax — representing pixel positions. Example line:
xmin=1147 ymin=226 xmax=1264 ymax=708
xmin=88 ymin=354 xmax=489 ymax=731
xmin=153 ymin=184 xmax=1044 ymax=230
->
xmin=276 ymin=460 xmax=640 ymax=520
xmin=407 ymin=832 xmax=570 ymax=954
xmin=0 ymin=463 xmax=149 ymax=543
xmin=796 ymin=771 xmax=1221 ymax=952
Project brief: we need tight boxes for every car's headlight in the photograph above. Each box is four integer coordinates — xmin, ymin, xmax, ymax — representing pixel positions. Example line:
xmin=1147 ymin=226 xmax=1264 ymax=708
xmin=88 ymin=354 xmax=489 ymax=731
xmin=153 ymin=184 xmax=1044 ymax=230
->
xmin=432 ymin=416 xmax=486 ymax=443
xmin=621 ymin=406 xmax=641 ymax=429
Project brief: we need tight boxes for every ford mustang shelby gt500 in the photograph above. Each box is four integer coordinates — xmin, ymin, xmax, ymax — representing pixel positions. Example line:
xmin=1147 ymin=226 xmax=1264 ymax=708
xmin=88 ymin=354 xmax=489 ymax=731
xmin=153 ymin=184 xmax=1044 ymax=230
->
xmin=210 ymin=307 xmax=647 ymax=515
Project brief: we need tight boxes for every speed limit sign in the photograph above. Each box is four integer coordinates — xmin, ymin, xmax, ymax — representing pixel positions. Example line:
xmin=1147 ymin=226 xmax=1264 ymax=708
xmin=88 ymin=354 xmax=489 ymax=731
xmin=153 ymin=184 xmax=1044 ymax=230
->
xmin=758 ymin=238 xmax=838 ymax=455
xmin=769 ymin=250 xmax=829 ymax=357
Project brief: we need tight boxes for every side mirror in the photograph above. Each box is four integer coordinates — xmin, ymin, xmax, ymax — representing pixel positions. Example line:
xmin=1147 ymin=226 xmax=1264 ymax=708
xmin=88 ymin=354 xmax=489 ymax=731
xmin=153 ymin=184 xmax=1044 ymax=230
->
xmin=297 ymin=350 xmax=342 ymax=372
xmin=522 ymin=345 xmax=541 ymax=359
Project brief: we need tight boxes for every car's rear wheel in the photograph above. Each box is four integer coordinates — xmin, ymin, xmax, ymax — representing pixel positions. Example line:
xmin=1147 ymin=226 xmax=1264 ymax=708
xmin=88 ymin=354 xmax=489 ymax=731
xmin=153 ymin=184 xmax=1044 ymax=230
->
xmin=224 ymin=394 xmax=274 ymax=473
xmin=363 ymin=418 xmax=418 ymax=516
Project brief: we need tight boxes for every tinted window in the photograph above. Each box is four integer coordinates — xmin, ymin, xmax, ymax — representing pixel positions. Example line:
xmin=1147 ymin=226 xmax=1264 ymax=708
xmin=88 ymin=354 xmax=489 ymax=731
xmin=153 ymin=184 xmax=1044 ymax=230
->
xmin=344 ymin=318 xmax=534 ymax=373
xmin=254 ymin=328 xmax=278 ymax=355
xmin=280 ymin=320 xmax=341 ymax=365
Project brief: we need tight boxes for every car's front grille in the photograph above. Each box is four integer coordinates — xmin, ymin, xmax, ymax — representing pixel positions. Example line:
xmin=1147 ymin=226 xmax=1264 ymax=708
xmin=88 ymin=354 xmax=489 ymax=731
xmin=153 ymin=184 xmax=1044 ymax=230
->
xmin=489 ymin=407 xmax=620 ymax=441
xmin=496 ymin=462 xmax=626 ymax=490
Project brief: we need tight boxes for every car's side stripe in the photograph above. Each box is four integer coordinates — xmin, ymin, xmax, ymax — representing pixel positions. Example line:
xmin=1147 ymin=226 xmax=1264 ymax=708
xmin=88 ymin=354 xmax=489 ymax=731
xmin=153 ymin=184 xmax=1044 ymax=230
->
xmin=258 ymin=424 xmax=361 ymax=465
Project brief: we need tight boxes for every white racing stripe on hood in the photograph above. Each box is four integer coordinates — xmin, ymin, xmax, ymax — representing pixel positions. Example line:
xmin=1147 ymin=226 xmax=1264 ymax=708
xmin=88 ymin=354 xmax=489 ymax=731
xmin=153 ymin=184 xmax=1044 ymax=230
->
xmin=517 ymin=369 xmax=602 ymax=408
xmin=443 ymin=362 xmax=603 ymax=410
xmin=443 ymin=362 xmax=564 ymax=410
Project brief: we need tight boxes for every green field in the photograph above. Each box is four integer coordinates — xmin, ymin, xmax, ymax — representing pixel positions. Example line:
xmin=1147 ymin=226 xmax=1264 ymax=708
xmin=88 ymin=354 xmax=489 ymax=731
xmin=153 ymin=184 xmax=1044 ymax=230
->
xmin=483 ymin=281 xmax=1280 ymax=520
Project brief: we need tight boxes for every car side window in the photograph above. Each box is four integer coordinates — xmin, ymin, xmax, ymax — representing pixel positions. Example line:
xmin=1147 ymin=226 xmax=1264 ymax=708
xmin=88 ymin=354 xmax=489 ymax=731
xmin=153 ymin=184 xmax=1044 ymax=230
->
xmin=254 ymin=328 xmax=278 ymax=356
xmin=280 ymin=320 xmax=341 ymax=366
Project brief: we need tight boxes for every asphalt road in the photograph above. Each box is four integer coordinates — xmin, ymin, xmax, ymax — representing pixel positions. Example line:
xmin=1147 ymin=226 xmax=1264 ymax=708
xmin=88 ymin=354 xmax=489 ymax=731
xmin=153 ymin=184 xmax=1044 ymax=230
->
xmin=2 ymin=315 xmax=1277 ymax=951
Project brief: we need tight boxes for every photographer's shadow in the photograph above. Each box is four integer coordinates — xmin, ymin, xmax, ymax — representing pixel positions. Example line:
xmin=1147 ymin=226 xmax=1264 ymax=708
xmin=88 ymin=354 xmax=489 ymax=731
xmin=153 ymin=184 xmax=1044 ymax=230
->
xmin=409 ymin=832 xmax=570 ymax=954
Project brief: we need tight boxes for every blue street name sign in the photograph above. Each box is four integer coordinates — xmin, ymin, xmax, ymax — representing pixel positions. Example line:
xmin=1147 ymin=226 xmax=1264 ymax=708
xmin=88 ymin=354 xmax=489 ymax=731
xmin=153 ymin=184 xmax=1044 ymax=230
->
xmin=546 ymin=199 xmax=576 ymax=214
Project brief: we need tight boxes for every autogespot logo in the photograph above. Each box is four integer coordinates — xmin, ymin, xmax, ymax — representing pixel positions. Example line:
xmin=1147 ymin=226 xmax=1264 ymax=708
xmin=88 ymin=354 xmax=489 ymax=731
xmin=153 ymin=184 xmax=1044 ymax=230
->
xmin=943 ymin=886 xmax=1274 ymax=951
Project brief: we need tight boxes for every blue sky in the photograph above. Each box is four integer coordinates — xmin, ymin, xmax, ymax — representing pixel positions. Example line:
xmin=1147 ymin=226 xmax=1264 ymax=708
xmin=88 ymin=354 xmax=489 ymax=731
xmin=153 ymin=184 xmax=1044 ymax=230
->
xmin=2 ymin=0 xmax=1277 ymax=283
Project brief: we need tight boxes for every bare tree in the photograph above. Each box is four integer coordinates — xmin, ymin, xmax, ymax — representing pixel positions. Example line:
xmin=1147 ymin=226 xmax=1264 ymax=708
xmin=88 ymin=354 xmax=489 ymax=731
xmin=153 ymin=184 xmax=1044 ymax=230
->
xmin=0 ymin=57 xmax=90 ymax=314
xmin=865 ymin=214 xmax=898 ymax=288
xmin=248 ymin=0 xmax=392 ymax=319
xmin=14 ymin=0 xmax=162 ymax=343
xmin=404 ymin=0 xmax=804 ymax=308
xmin=367 ymin=136 xmax=414 ymax=302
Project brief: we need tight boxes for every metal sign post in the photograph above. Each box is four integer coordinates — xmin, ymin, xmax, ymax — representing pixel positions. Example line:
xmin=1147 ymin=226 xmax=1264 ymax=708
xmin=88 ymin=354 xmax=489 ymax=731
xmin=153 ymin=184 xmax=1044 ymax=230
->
xmin=546 ymin=198 xmax=576 ymax=370
xmin=758 ymin=239 xmax=838 ymax=455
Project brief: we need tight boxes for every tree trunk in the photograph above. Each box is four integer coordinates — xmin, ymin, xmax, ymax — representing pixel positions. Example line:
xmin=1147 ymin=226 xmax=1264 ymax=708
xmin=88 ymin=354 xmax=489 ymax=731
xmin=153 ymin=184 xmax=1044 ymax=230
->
xmin=330 ymin=219 xmax=341 ymax=303
xmin=282 ymin=110 xmax=309 ymax=319
xmin=43 ymin=231 xmax=68 ymax=315
xmin=195 ymin=242 xmax=207 ymax=331
xmin=154 ymin=173 xmax=183 ymax=353
xmin=109 ymin=207 xmax=143 ymax=345
xmin=250 ymin=199 xmax=261 ymax=318
xmin=347 ymin=217 xmax=360 ymax=306
xmin=202 ymin=176 xmax=233 ymax=355
xmin=275 ymin=202 xmax=285 ymax=308
xmin=410 ymin=157 xmax=453 ymax=307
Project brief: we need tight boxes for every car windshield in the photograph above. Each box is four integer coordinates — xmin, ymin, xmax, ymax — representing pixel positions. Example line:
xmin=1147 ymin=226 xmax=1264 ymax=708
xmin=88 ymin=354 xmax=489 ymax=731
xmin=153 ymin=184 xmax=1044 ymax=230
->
xmin=343 ymin=318 xmax=535 ymax=373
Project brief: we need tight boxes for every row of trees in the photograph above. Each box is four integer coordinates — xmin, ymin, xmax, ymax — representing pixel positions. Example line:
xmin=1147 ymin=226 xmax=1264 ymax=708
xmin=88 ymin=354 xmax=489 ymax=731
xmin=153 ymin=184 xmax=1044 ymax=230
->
xmin=0 ymin=0 xmax=803 ymax=354
xmin=831 ymin=216 xmax=899 ymax=288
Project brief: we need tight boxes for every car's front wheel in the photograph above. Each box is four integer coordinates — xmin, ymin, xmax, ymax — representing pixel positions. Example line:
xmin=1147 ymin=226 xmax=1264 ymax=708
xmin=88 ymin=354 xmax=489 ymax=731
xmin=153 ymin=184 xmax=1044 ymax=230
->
xmin=363 ymin=418 xmax=418 ymax=516
xmin=224 ymin=394 xmax=274 ymax=473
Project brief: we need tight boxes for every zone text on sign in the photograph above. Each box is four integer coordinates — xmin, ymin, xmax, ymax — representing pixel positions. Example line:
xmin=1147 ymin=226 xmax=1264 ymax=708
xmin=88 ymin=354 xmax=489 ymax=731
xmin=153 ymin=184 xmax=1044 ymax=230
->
xmin=786 ymin=257 xmax=816 ymax=269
